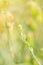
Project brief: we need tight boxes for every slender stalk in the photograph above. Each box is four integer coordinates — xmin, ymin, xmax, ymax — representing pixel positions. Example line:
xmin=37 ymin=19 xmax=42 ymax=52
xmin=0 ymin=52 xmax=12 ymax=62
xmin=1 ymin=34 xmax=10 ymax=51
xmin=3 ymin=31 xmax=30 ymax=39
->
xmin=18 ymin=24 xmax=41 ymax=65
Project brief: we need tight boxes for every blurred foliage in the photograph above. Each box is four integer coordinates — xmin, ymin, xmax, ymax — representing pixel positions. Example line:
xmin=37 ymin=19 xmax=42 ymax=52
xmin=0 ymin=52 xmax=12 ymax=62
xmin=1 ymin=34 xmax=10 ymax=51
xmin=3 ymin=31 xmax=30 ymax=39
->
xmin=0 ymin=0 xmax=43 ymax=65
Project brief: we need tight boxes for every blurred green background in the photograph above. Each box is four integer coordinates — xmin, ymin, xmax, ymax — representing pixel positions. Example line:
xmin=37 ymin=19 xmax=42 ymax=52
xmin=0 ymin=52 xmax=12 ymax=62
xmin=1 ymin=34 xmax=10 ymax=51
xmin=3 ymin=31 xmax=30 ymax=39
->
xmin=0 ymin=0 xmax=43 ymax=65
